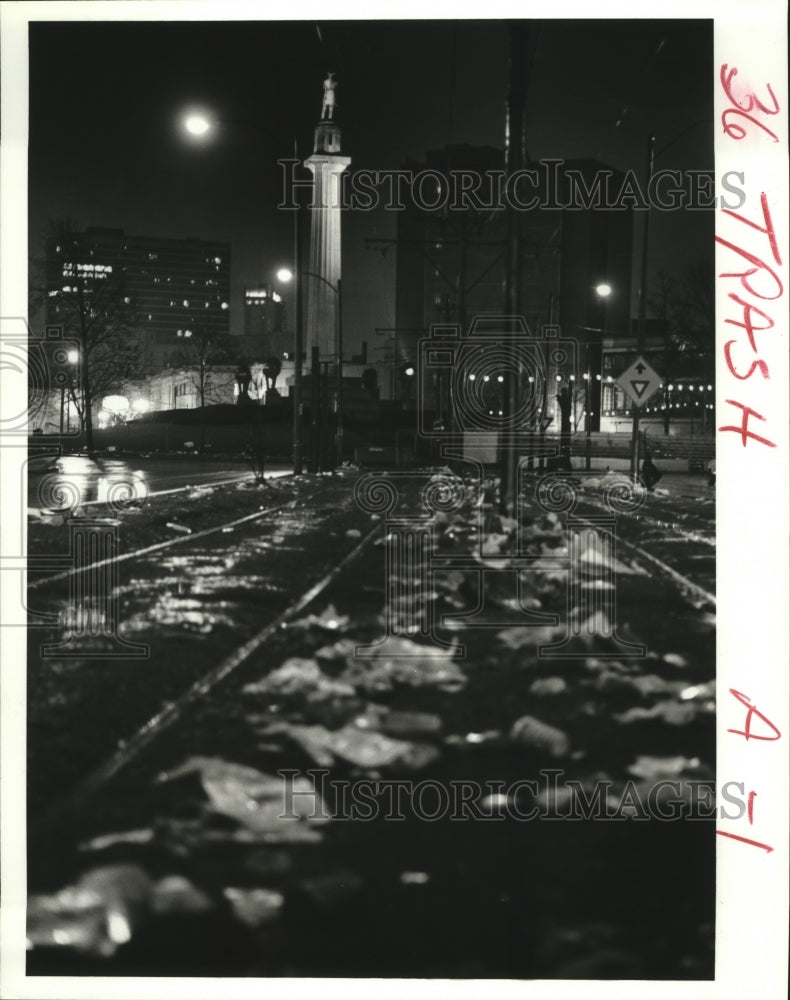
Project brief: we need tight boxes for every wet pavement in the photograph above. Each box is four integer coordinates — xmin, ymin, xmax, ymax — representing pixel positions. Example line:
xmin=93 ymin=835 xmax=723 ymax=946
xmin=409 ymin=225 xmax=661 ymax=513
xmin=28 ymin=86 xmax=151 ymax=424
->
xmin=26 ymin=466 xmax=716 ymax=979
xmin=27 ymin=454 xmax=289 ymax=510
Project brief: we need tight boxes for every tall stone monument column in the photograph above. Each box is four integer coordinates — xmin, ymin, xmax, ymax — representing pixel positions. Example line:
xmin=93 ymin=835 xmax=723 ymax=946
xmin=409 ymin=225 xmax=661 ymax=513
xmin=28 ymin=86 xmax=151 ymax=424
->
xmin=304 ymin=73 xmax=351 ymax=361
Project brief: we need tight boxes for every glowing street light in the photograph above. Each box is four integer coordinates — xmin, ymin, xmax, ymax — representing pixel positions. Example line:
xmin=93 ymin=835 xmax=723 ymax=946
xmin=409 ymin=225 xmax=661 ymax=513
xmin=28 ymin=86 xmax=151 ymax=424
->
xmin=60 ymin=347 xmax=80 ymax=434
xmin=276 ymin=268 xmax=293 ymax=284
xmin=183 ymin=114 xmax=212 ymax=137
xmin=595 ymin=283 xmax=612 ymax=298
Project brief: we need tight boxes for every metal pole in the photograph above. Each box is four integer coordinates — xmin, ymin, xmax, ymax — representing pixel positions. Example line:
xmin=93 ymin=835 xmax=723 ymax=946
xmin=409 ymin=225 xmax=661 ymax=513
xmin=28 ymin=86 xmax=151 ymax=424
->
xmin=335 ymin=278 xmax=343 ymax=468
xmin=311 ymin=345 xmax=320 ymax=472
xmin=499 ymin=21 xmax=528 ymax=514
xmin=292 ymin=139 xmax=304 ymax=475
xmin=585 ymin=345 xmax=592 ymax=470
xmin=630 ymin=135 xmax=655 ymax=481
xmin=76 ymin=282 xmax=93 ymax=454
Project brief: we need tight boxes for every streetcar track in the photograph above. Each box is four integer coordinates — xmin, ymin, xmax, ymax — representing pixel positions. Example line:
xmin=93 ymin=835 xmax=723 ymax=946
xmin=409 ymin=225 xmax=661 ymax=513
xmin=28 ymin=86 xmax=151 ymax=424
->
xmin=29 ymin=472 xmax=716 ymax=833
xmin=574 ymin=497 xmax=716 ymax=607
xmin=27 ymin=485 xmax=329 ymax=592
xmin=33 ymin=517 xmax=384 ymax=830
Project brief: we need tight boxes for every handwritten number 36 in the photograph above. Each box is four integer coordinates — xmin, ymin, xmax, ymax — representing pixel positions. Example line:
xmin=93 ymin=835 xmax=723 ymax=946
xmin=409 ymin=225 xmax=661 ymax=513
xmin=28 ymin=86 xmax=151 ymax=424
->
xmin=720 ymin=65 xmax=780 ymax=142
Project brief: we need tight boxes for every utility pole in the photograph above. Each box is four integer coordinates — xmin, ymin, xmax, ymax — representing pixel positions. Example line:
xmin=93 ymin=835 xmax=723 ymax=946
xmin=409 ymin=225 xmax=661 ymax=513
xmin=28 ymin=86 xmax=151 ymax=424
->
xmin=630 ymin=135 xmax=655 ymax=480
xmin=311 ymin=345 xmax=321 ymax=471
xmin=293 ymin=140 xmax=304 ymax=475
xmin=76 ymin=280 xmax=94 ymax=455
xmin=335 ymin=277 xmax=343 ymax=467
xmin=499 ymin=21 xmax=528 ymax=514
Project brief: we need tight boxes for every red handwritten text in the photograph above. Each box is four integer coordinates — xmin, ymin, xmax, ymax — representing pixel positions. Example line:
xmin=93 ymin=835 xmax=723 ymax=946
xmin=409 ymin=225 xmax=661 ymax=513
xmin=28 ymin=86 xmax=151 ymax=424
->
xmin=720 ymin=64 xmax=780 ymax=142
xmin=716 ymin=65 xmax=783 ymax=449
xmin=717 ymin=689 xmax=781 ymax=852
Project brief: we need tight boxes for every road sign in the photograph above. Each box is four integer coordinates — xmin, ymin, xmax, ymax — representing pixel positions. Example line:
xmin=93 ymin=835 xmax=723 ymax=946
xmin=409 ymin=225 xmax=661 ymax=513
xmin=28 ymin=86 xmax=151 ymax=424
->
xmin=616 ymin=356 xmax=662 ymax=407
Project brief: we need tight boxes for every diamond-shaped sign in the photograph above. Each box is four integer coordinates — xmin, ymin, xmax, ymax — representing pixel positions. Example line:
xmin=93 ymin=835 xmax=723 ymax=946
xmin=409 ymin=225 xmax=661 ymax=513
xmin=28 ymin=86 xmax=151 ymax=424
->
xmin=616 ymin=356 xmax=662 ymax=407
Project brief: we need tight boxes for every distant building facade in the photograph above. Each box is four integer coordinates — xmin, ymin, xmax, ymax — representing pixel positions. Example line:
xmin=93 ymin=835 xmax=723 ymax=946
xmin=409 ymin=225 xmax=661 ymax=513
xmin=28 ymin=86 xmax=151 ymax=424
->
xmin=243 ymin=285 xmax=287 ymax=340
xmin=45 ymin=227 xmax=232 ymax=372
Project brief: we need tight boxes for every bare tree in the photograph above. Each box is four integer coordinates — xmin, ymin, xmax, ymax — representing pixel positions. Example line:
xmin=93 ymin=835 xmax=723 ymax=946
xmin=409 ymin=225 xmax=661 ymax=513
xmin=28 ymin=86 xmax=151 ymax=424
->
xmin=651 ymin=260 xmax=714 ymax=354
xmin=650 ymin=261 xmax=715 ymax=434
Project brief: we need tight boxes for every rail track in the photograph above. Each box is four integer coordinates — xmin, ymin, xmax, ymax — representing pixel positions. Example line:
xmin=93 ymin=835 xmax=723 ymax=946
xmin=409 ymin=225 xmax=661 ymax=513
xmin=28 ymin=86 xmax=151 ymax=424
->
xmin=27 ymin=482 xmax=326 ymax=593
xmin=28 ymin=468 xmax=715 ymax=832
xmin=570 ymin=492 xmax=716 ymax=608
xmin=31 ymin=515 xmax=383 ymax=836
xmin=24 ymin=467 xmax=717 ymax=979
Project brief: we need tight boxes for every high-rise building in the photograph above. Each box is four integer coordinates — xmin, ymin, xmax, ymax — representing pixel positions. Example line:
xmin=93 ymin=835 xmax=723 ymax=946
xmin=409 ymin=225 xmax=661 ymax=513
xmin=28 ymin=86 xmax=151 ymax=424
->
xmin=44 ymin=227 xmax=231 ymax=371
xmin=243 ymin=285 xmax=287 ymax=339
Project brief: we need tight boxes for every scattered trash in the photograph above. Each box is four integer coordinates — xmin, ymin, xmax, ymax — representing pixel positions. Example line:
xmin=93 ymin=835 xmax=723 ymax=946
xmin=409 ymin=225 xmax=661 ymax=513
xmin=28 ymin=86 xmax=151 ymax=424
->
xmin=156 ymin=756 xmax=330 ymax=841
xmin=377 ymin=709 xmax=443 ymax=738
xmin=480 ymin=792 xmax=513 ymax=812
xmin=464 ymin=731 xmax=499 ymax=744
xmin=244 ymin=658 xmax=356 ymax=702
xmin=496 ymin=624 xmax=564 ymax=651
xmin=626 ymin=755 xmax=702 ymax=780
xmin=224 ymin=887 xmax=284 ymax=928
xmin=529 ymin=676 xmax=568 ymax=696
xmin=151 ymin=876 xmax=213 ymax=916
xmin=679 ymin=682 xmax=715 ymax=701
xmin=166 ymin=522 xmax=192 ymax=534
xmin=614 ymin=701 xmax=700 ymax=725
xmin=341 ymin=643 xmax=466 ymax=694
xmin=399 ymin=871 xmax=430 ymax=885
xmin=345 ymin=528 xmax=362 ymax=538
xmin=510 ymin=715 xmax=570 ymax=757
xmin=444 ymin=730 xmax=501 ymax=747
xmin=27 ymin=864 xmax=154 ymax=957
xmin=261 ymin=720 xmax=437 ymax=771
xmin=37 ymin=511 xmax=66 ymax=527
xmin=290 ymin=604 xmax=350 ymax=632
xmin=79 ymin=829 xmax=155 ymax=852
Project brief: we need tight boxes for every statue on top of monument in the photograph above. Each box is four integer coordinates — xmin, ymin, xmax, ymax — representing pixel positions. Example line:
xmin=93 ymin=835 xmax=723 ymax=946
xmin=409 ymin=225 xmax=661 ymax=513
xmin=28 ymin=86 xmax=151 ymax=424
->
xmin=321 ymin=72 xmax=337 ymax=120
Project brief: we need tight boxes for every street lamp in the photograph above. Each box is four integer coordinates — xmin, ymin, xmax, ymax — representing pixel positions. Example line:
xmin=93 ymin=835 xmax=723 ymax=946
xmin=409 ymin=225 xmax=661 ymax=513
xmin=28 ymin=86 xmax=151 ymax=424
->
xmin=580 ymin=283 xmax=612 ymax=470
xmin=180 ymin=109 xmax=303 ymax=472
xmin=60 ymin=349 xmax=79 ymax=435
xmin=274 ymin=265 xmax=305 ymax=474
xmin=183 ymin=114 xmax=212 ymax=137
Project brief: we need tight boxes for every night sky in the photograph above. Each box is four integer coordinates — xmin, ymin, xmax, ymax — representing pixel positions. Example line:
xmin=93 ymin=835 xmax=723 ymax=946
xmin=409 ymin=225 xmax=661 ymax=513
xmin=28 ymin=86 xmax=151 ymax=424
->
xmin=28 ymin=18 xmax=713 ymax=353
